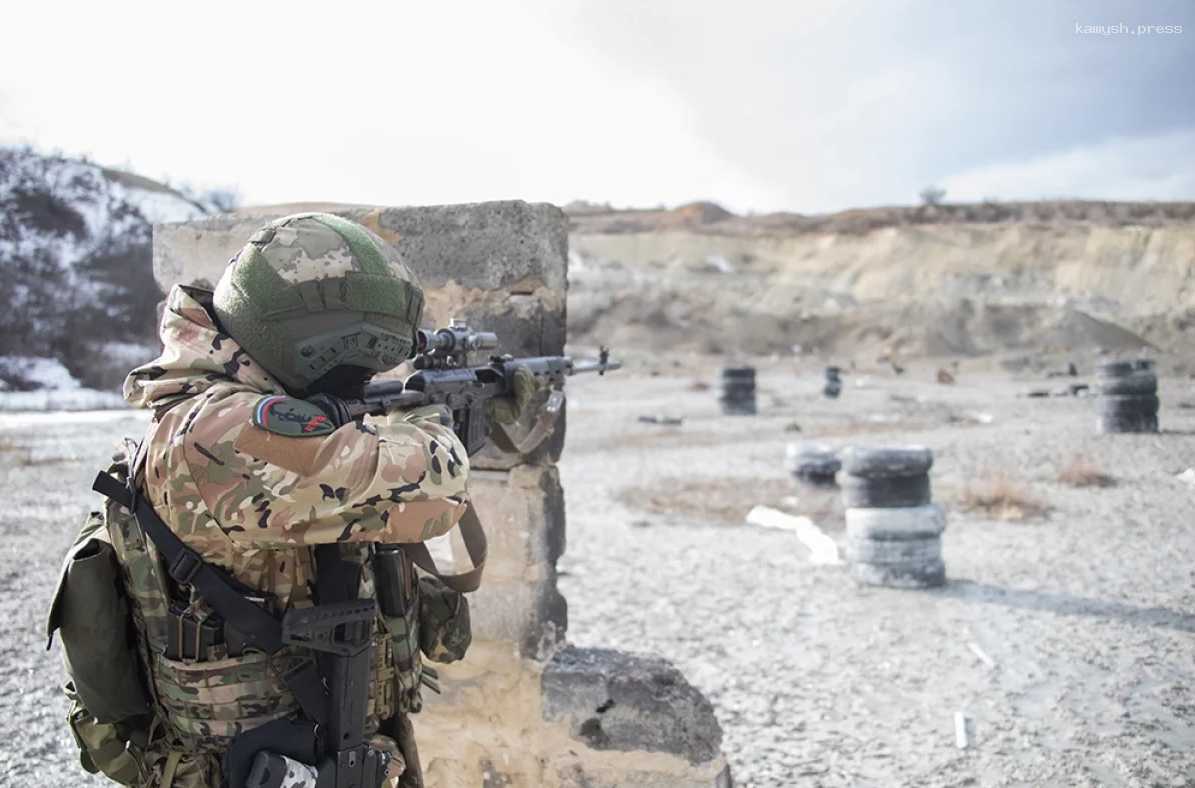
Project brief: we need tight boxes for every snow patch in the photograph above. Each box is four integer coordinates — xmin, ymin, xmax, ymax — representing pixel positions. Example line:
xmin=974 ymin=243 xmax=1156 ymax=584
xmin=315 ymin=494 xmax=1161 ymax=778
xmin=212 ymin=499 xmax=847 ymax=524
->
xmin=101 ymin=341 xmax=158 ymax=370
xmin=123 ymin=186 xmax=205 ymax=225
xmin=0 ymin=388 xmax=127 ymax=412
xmin=0 ymin=356 xmax=81 ymax=390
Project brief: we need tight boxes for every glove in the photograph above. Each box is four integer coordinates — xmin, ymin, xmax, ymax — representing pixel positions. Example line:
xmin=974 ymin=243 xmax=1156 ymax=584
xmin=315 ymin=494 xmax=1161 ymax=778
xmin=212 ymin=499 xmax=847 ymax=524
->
xmin=487 ymin=366 xmax=550 ymax=426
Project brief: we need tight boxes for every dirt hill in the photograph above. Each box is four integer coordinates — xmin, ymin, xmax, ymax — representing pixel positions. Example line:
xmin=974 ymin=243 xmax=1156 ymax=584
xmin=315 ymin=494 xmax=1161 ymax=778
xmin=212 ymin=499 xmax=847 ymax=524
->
xmin=567 ymin=201 xmax=1195 ymax=367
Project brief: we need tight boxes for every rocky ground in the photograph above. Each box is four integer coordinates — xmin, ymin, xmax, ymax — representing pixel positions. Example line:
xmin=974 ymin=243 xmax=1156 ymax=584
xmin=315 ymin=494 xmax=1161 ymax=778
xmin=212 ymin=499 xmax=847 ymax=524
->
xmin=558 ymin=362 xmax=1195 ymax=787
xmin=3 ymin=362 xmax=1194 ymax=787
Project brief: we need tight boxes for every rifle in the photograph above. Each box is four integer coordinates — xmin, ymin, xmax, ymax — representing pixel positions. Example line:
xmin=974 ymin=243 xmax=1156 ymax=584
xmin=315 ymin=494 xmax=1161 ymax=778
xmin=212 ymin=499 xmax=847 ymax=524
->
xmin=342 ymin=319 xmax=621 ymax=456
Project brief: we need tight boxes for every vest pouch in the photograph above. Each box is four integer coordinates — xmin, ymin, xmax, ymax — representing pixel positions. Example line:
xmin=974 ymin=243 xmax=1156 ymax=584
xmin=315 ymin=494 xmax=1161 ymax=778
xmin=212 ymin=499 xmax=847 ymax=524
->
xmin=64 ymin=681 xmax=142 ymax=786
xmin=47 ymin=512 xmax=151 ymax=723
xmin=381 ymin=588 xmax=424 ymax=713
xmin=151 ymin=649 xmax=307 ymax=751
xmin=417 ymin=576 xmax=472 ymax=664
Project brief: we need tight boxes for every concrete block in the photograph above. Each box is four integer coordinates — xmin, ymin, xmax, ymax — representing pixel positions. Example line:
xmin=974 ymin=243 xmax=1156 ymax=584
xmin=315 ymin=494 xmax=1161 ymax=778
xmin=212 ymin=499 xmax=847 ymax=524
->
xmin=153 ymin=201 xmax=568 ymax=470
xmin=152 ymin=201 xmax=566 ymax=355
xmin=542 ymin=646 xmax=724 ymax=766
xmin=467 ymin=573 xmax=567 ymax=659
xmin=152 ymin=200 xmax=567 ymax=289
xmin=465 ymin=466 xmax=566 ymax=577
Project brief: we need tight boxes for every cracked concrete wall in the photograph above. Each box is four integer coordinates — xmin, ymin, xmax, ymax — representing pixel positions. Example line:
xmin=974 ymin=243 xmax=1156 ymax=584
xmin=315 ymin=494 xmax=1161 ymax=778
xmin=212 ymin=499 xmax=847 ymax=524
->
xmin=153 ymin=201 xmax=728 ymax=787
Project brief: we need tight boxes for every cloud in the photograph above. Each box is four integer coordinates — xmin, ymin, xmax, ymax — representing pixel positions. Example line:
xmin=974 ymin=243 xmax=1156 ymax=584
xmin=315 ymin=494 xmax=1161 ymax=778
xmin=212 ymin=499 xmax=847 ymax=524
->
xmin=941 ymin=128 xmax=1195 ymax=202
xmin=0 ymin=0 xmax=1192 ymax=213
xmin=551 ymin=0 xmax=1195 ymax=211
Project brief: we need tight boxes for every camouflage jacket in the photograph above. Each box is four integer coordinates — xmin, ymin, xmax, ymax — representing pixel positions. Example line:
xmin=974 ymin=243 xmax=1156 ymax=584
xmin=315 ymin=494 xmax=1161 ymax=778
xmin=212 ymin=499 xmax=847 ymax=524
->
xmin=123 ymin=284 xmax=471 ymax=609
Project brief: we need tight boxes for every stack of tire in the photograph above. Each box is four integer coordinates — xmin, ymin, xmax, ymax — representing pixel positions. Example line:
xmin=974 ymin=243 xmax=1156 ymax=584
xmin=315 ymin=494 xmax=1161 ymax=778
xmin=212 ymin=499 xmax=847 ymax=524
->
xmin=719 ymin=367 xmax=757 ymax=415
xmin=823 ymin=366 xmax=842 ymax=399
xmin=841 ymin=446 xmax=945 ymax=588
xmin=785 ymin=443 xmax=841 ymax=486
xmin=1097 ymin=359 xmax=1159 ymax=433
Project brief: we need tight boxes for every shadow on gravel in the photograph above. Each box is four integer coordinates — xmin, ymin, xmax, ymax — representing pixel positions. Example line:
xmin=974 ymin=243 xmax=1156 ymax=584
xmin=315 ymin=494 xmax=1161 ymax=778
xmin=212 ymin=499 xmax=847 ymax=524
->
xmin=938 ymin=579 xmax=1195 ymax=633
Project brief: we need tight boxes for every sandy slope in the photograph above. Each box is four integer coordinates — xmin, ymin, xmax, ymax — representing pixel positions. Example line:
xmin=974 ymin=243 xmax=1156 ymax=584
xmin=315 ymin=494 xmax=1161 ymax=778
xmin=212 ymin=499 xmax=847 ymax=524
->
xmin=568 ymin=207 xmax=1195 ymax=361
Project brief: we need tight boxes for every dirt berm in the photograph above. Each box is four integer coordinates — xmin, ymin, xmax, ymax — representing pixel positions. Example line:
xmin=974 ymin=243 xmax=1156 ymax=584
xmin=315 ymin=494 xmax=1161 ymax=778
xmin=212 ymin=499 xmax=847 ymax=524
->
xmin=566 ymin=201 xmax=1195 ymax=363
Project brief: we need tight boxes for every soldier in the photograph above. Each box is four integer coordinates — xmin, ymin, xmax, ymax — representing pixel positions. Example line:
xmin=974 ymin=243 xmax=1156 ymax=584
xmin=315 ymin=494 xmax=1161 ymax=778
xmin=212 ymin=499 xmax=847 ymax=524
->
xmin=83 ymin=213 xmax=535 ymax=787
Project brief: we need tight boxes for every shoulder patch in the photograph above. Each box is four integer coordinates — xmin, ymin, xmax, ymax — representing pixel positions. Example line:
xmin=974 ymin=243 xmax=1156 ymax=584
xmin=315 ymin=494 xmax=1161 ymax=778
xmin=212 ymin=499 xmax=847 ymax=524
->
xmin=252 ymin=395 xmax=336 ymax=437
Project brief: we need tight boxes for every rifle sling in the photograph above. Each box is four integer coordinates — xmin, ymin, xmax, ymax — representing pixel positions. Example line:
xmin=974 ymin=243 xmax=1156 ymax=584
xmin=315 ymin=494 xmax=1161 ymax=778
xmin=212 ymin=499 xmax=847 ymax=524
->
xmin=402 ymin=503 xmax=487 ymax=594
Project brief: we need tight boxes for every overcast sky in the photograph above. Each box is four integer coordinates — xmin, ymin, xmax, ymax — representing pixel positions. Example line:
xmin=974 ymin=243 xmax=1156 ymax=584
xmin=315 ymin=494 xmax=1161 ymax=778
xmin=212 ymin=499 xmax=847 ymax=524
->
xmin=2 ymin=0 xmax=1191 ymax=214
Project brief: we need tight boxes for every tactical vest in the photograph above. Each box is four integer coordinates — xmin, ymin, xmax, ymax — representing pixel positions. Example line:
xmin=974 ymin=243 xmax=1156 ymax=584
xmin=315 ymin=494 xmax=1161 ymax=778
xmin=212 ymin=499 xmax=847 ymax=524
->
xmin=49 ymin=449 xmax=444 ymax=786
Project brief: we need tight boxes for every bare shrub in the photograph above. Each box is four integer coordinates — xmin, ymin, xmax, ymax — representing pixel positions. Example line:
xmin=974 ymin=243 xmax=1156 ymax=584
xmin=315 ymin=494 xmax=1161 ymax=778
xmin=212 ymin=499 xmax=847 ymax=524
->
xmin=1057 ymin=456 xmax=1116 ymax=488
xmin=957 ymin=471 xmax=1047 ymax=521
xmin=919 ymin=185 xmax=947 ymax=206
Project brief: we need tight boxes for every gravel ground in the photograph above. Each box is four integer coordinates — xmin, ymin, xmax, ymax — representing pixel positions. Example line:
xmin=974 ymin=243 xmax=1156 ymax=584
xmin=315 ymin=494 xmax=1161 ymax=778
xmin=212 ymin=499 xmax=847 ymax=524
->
xmin=0 ymin=409 xmax=149 ymax=787
xmin=558 ymin=365 xmax=1195 ymax=788
xmin=3 ymin=365 xmax=1193 ymax=787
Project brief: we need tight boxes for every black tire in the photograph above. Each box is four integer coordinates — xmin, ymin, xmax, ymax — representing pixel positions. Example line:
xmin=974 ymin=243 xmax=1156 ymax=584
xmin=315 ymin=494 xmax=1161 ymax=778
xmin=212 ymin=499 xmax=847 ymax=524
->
xmin=841 ymin=473 xmax=931 ymax=508
xmin=1096 ymin=360 xmax=1136 ymax=377
xmin=850 ymin=558 xmax=946 ymax=589
xmin=846 ymin=535 xmax=942 ymax=564
xmin=1100 ymin=394 xmax=1160 ymax=417
xmin=719 ymin=399 xmax=757 ymax=416
xmin=721 ymin=388 xmax=756 ymax=401
xmin=1098 ymin=372 xmax=1157 ymax=396
xmin=793 ymin=458 xmax=842 ymax=476
xmin=795 ymin=470 xmax=838 ymax=486
xmin=1099 ymin=412 xmax=1159 ymax=434
xmin=845 ymin=504 xmax=946 ymax=540
xmin=786 ymin=444 xmax=841 ymax=476
xmin=841 ymin=445 xmax=934 ymax=478
xmin=721 ymin=367 xmax=756 ymax=381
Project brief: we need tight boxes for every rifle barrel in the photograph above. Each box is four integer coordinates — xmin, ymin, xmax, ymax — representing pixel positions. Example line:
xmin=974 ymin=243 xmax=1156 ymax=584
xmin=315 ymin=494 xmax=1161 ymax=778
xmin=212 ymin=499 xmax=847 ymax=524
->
xmin=570 ymin=358 xmax=622 ymax=375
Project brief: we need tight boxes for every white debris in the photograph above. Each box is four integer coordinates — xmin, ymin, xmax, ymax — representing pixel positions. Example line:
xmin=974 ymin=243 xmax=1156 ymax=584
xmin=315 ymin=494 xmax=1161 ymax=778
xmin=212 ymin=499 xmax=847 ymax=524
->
xmin=705 ymin=254 xmax=736 ymax=273
xmin=968 ymin=642 xmax=996 ymax=668
xmin=745 ymin=505 xmax=841 ymax=565
xmin=1176 ymin=469 xmax=1195 ymax=486
xmin=954 ymin=712 xmax=975 ymax=749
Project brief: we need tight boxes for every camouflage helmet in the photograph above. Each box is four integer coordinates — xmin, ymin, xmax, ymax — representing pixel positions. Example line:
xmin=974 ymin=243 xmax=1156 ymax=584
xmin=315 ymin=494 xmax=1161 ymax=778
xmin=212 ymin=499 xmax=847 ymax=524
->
xmin=213 ymin=212 xmax=424 ymax=391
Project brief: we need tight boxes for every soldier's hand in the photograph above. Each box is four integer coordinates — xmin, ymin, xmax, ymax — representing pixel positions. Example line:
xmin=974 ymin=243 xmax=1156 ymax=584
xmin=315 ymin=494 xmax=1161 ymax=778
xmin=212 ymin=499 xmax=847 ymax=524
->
xmin=485 ymin=366 xmax=562 ymax=456
xmin=487 ymin=366 xmax=550 ymax=426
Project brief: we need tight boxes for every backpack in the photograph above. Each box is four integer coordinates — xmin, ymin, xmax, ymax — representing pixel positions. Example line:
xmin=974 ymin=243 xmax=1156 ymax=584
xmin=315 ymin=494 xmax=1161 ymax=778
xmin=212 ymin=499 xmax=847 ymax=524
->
xmin=46 ymin=446 xmax=156 ymax=785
